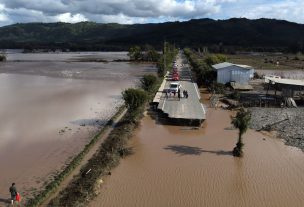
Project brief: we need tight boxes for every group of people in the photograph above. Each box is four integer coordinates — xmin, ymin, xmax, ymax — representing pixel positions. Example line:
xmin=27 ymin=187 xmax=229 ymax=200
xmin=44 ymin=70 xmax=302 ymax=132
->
xmin=165 ymin=89 xmax=189 ymax=100
xmin=177 ymin=89 xmax=189 ymax=100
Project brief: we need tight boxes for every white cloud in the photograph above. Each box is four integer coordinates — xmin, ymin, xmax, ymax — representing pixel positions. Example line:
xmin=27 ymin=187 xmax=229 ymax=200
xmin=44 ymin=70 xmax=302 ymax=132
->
xmin=0 ymin=0 xmax=232 ymax=25
xmin=56 ymin=13 xmax=88 ymax=23
xmin=0 ymin=0 xmax=304 ymax=26
xmin=241 ymin=0 xmax=304 ymax=23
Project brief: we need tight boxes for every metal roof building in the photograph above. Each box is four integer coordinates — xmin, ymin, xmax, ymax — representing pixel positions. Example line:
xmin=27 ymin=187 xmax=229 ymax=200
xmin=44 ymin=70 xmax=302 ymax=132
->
xmin=212 ymin=62 xmax=254 ymax=84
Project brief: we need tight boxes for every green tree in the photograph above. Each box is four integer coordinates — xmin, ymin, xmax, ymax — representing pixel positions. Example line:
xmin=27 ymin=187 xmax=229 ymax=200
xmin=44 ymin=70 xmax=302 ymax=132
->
xmin=146 ymin=48 xmax=160 ymax=62
xmin=122 ymin=88 xmax=147 ymax=111
xmin=231 ymin=108 xmax=251 ymax=157
xmin=128 ymin=46 xmax=142 ymax=61
xmin=204 ymin=54 xmax=227 ymax=66
xmin=140 ymin=74 xmax=158 ymax=92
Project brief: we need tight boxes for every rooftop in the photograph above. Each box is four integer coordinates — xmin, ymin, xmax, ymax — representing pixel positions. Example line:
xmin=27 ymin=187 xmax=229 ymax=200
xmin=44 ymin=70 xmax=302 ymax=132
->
xmin=265 ymin=77 xmax=304 ymax=87
xmin=212 ymin=62 xmax=253 ymax=70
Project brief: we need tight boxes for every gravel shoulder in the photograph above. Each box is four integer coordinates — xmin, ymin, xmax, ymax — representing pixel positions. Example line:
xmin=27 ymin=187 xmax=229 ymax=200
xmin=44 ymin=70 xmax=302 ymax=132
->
xmin=249 ymin=107 xmax=304 ymax=151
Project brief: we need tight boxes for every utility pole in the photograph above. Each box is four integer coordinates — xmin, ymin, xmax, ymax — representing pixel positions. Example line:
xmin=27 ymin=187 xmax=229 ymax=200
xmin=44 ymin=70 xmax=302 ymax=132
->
xmin=163 ymin=40 xmax=166 ymax=72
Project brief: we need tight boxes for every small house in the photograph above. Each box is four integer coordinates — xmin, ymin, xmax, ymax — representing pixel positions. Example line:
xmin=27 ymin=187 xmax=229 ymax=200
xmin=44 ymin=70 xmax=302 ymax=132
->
xmin=212 ymin=62 xmax=254 ymax=84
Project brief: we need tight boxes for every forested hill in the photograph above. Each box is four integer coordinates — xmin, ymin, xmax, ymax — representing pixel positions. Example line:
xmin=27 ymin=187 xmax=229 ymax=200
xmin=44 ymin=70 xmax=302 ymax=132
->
xmin=0 ymin=18 xmax=304 ymax=52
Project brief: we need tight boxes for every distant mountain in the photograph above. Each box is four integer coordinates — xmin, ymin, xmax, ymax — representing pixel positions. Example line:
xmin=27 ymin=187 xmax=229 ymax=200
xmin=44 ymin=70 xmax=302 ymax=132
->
xmin=0 ymin=18 xmax=304 ymax=52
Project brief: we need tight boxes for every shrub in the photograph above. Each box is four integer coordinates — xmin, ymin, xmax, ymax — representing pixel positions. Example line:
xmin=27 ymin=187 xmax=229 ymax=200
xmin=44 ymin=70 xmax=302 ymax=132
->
xmin=140 ymin=74 xmax=158 ymax=92
xmin=122 ymin=88 xmax=147 ymax=112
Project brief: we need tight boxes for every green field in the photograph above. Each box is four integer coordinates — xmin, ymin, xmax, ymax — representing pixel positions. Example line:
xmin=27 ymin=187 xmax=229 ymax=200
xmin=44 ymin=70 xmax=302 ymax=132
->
xmin=227 ymin=53 xmax=304 ymax=70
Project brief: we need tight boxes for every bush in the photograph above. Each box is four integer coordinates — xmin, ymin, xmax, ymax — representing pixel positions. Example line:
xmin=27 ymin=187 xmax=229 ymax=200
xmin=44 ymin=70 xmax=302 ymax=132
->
xmin=122 ymin=88 xmax=147 ymax=112
xmin=230 ymin=91 xmax=240 ymax=100
xmin=140 ymin=74 xmax=158 ymax=92
xmin=210 ymin=82 xmax=225 ymax=94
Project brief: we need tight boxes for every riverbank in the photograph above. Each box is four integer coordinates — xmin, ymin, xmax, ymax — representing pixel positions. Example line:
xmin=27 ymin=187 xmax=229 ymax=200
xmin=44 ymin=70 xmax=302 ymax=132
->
xmin=250 ymin=107 xmax=304 ymax=151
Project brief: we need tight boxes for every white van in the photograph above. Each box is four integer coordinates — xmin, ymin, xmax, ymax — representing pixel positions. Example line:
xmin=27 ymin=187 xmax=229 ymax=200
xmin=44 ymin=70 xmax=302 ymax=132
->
xmin=169 ymin=82 xmax=181 ymax=93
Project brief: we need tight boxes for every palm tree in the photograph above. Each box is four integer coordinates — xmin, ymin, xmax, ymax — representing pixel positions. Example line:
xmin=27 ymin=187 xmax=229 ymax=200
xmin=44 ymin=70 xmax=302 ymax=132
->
xmin=231 ymin=108 xmax=251 ymax=157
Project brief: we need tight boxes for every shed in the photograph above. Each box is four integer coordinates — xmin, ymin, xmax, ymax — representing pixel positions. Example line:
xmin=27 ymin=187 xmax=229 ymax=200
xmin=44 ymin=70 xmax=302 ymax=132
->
xmin=212 ymin=62 xmax=254 ymax=84
xmin=265 ymin=77 xmax=304 ymax=99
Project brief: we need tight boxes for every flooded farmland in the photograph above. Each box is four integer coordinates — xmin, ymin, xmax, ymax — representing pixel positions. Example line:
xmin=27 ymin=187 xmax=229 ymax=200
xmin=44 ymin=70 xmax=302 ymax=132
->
xmin=89 ymin=108 xmax=304 ymax=207
xmin=0 ymin=51 xmax=156 ymax=201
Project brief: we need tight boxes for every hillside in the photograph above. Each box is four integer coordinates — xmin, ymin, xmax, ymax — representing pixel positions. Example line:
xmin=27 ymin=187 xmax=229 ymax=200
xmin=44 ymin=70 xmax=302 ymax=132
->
xmin=0 ymin=18 xmax=304 ymax=52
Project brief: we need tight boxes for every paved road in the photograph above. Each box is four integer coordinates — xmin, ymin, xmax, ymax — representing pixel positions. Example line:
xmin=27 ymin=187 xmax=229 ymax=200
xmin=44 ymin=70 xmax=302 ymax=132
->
xmin=157 ymin=52 xmax=206 ymax=120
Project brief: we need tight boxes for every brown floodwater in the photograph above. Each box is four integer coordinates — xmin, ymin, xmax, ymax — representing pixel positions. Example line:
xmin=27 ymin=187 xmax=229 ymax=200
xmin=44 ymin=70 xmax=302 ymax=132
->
xmin=89 ymin=107 xmax=304 ymax=207
xmin=0 ymin=52 xmax=156 ymax=202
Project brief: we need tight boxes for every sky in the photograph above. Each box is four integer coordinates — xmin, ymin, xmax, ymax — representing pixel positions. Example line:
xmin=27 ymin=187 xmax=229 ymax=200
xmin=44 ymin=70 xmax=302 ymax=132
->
xmin=0 ymin=0 xmax=304 ymax=26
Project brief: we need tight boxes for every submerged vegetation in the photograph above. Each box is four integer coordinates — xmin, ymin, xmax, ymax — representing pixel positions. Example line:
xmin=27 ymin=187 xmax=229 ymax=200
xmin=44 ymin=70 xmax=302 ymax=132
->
xmin=231 ymin=108 xmax=251 ymax=157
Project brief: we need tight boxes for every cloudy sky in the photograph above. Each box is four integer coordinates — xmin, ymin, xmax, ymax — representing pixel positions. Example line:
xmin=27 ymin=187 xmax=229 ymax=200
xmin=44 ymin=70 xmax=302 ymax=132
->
xmin=0 ymin=0 xmax=304 ymax=26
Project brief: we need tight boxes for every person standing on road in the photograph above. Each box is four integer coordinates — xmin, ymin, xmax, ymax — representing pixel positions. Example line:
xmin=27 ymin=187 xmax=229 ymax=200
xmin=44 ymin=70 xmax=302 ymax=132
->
xmin=9 ymin=183 xmax=17 ymax=205
xmin=178 ymin=89 xmax=181 ymax=100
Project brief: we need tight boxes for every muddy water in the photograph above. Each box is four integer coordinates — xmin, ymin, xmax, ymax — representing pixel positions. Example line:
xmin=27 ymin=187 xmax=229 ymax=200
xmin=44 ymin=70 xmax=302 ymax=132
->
xmin=0 ymin=52 xmax=155 ymax=202
xmin=89 ymin=108 xmax=304 ymax=207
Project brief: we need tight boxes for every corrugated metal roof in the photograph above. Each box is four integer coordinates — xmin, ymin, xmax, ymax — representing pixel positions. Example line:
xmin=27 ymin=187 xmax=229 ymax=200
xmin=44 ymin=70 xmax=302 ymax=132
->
xmin=265 ymin=77 xmax=304 ymax=86
xmin=212 ymin=62 xmax=253 ymax=70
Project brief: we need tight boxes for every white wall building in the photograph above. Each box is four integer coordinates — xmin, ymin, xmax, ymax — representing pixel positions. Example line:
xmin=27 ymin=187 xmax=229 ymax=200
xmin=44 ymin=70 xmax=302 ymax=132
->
xmin=212 ymin=62 xmax=254 ymax=84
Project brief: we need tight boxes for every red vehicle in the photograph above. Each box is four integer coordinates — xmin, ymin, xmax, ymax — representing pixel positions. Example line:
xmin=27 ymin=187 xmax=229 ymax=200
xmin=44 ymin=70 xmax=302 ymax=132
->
xmin=172 ymin=70 xmax=179 ymax=75
xmin=172 ymin=73 xmax=179 ymax=81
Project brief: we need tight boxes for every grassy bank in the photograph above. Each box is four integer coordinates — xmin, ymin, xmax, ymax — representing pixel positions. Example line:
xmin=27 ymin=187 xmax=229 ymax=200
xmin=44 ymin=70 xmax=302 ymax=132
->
xmin=24 ymin=106 xmax=125 ymax=207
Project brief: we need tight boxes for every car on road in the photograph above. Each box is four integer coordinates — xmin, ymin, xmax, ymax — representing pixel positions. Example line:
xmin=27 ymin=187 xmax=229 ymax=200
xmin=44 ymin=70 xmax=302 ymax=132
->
xmin=172 ymin=73 xmax=179 ymax=81
xmin=169 ymin=82 xmax=181 ymax=93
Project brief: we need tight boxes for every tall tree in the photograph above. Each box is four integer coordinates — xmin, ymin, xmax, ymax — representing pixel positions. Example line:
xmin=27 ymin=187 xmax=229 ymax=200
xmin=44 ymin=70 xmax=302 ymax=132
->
xmin=231 ymin=108 xmax=251 ymax=157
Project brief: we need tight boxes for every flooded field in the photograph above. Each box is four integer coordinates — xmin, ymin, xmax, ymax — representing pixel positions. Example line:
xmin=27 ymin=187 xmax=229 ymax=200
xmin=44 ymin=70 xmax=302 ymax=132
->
xmin=0 ymin=52 xmax=156 ymax=202
xmin=89 ymin=107 xmax=304 ymax=207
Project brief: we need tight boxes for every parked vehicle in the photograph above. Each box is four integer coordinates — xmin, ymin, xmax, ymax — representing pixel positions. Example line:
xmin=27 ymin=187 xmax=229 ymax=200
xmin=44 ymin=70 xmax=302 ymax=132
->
xmin=169 ymin=82 xmax=181 ymax=93
xmin=172 ymin=73 xmax=179 ymax=81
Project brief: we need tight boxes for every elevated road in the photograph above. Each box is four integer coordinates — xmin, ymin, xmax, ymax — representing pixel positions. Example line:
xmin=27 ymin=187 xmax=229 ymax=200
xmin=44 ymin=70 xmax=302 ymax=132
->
xmin=156 ymin=52 xmax=206 ymax=122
